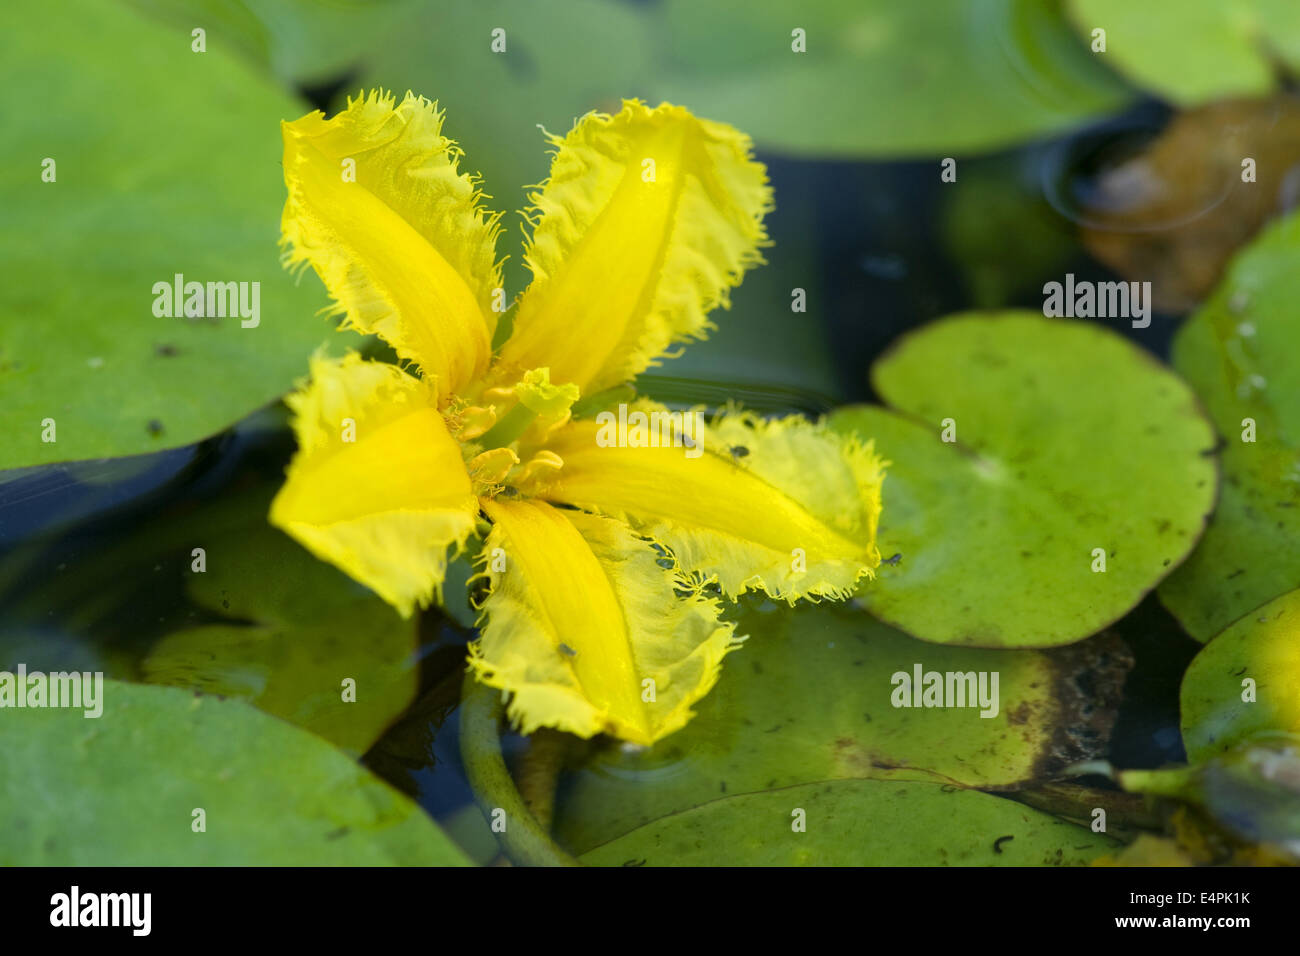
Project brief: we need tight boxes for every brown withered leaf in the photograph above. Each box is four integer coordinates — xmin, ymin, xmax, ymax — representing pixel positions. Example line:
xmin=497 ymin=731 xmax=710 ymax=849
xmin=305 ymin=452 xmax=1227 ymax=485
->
xmin=1082 ymin=96 xmax=1300 ymax=311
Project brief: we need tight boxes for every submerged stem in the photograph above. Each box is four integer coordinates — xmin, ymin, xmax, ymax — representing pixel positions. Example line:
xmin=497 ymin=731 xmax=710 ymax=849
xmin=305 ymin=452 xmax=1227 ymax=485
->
xmin=458 ymin=673 xmax=580 ymax=867
xmin=515 ymin=729 xmax=570 ymax=832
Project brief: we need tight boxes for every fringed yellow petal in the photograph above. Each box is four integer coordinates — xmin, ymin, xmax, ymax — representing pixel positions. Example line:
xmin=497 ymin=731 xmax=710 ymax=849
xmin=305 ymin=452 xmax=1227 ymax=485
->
xmin=269 ymin=352 xmax=479 ymax=617
xmin=496 ymin=100 xmax=772 ymax=394
xmin=281 ymin=90 xmax=502 ymax=396
xmin=469 ymin=499 xmax=740 ymax=745
xmin=537 ymin=403 xmax=886 ymax=602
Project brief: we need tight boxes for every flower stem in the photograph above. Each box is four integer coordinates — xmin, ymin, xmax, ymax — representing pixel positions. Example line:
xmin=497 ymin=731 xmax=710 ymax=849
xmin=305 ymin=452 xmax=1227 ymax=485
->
xmin=516 ymin=729 xmax=570 ymax=832
xmin=458 ymin=673 xmax=580 ymax=866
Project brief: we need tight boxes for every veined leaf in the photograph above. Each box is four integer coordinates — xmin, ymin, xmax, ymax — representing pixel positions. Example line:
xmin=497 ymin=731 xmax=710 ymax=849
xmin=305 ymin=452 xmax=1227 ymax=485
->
xmin=581 ymin=778 xmax=1120 ymax=866
xmin=0 ymin=681 xmax=469 ymax=865
xmin=126 ymin=0 xmax=417 ymax=86
xmin=652 ymin=0 xmax=1132 ymax=158
xmin=830 ymin=313 xmax=1217 ymax=648
xmin=0 ymin=0 xmax=337 ymax=469
xmin=1066 ymin=0 xmax=1300 ymax=107
xmin=1159 ymin=212 xmax=1300 ymax=640
xmin=1180 ymin=588 xmax=1300 ymax=762
xmin=554 ymin=601 xmax=1131 ymax=854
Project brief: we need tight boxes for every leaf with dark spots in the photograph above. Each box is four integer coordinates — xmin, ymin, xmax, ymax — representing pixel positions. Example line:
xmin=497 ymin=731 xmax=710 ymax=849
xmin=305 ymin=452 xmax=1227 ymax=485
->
xmin=831 ymin=313 xmax=1216 ymax=648
xmin=553 ymin=602 xmax=1131 ymax=854
xmin=580 ymin=780 xmax=1117 ymax=867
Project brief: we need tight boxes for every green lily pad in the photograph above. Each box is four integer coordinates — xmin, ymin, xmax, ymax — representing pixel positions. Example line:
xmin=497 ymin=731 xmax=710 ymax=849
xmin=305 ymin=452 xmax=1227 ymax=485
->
xmin=137 ymin=479 xmax=421 ymax=755
xmin=580 ymin=778 xmax=1119 ymax=866
xmin=0 ymin=0 xmax=337 ymax=470
xmin=651 ymin=0 xmax=1131 ymax=159
xmin=126 ymin=0 xmax=416 ymax=86
xmin=553 ymin=601 xmax=1131 ymax=854
xmin=1158 ymin=213 xmax=1300 ymax=641
xmin=1179 ymin=588 xmax=1300 ymax=762
xmin=829 ymin=312 xmax=1218 ymax=647
xmin=0 ymin=680 xmax=469 ymax=865
xmin=142 ymin=507 xmax=420 ymax=758
xmin=1066 ymin=0 xmax=1300 ymax=107
xmin=0 ymin=451 xmax=419 ymax=757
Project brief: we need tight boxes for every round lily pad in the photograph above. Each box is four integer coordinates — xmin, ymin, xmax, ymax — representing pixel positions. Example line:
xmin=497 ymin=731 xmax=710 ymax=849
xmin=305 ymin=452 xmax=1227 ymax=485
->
xmin=1067 ymin=0 xmax=1300 ymax=107
xmin=1158 ymin=212 xmax=1300 ymax=641
xmin=0 ymin=680 xmax=469 ymax=865
xmin=1180 ymin=588 xmax=1300 ymax=762
xmin=829 ymin=312 xmax=1218 ymax=647
xmin=0 ymin=0 xmax=336 ymax=470
xmin=126 ymin=0 xmax=412 ymax=86
xmin=653 ymin=0 xmax=1131 ymax=158
xmin=580 ymin=778 xmax=1119 ymax=867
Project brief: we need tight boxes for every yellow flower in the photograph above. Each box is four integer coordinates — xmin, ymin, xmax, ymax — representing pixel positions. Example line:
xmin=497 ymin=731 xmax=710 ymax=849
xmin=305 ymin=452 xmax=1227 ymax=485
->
xmin=271 ymin=90 xmax=886 ymax=746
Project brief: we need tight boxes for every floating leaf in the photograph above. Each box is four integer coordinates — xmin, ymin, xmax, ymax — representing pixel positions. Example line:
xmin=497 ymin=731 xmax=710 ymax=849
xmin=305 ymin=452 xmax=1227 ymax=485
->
xmin=0 ymin=446 xmax=418 ymax=757
xmin=829 ymin=313 xmax=1217 ymax=647
xmin=580 ymin=778 xmax=1119 ymax=866
xmin=142 ymin=505 xmax=420 ymax=758
xmin=126 ymin=0 xmax=416 ymax=85
xmin=1159 ymin=213 xmax=1300 ymax=640
xmin=553 ymin=601 xmax=1131 ymax=854
xmin=0 ymin=0 xmax=337 ymax=470
xmin=1179 ymin=588 xmax=1300 ymax=762
xmin=0 ymin=680 xmax=470 ymax=865
xmin=651 ymin=0 xmax=1131 ymax=159
xmin=1066 ymin=0 xmax=1300 ymax=107
xmin=143 ymin=556 xmax=416 ymax=759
